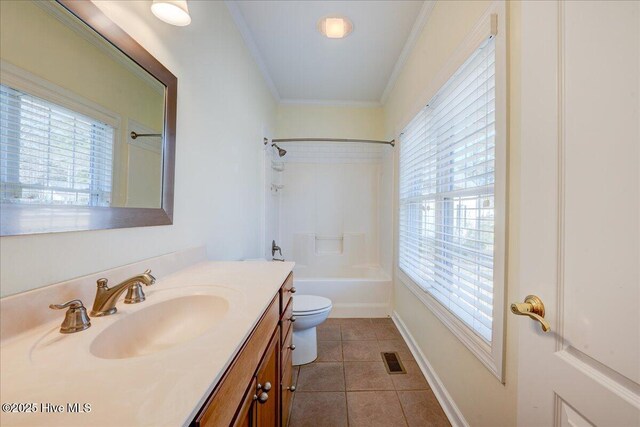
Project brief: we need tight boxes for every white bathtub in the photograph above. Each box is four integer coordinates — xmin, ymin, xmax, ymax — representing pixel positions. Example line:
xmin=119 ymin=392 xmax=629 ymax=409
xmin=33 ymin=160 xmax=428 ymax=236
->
xmin=292 ymin=265 xmax=392 ymax=318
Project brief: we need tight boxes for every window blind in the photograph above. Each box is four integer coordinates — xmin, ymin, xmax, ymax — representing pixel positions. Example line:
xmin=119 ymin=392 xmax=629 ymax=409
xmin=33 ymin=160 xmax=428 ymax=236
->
xmin=399 ymin=37 xmax=496 ymax=342
xmin=0 ymin=84 xmax=114 ymax=207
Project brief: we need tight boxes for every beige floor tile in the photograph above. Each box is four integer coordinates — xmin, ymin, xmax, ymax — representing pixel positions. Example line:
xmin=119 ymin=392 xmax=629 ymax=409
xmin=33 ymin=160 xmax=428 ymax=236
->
xmin=316 ymin=340 xmax=343 ymax=362
xmin=371 ymin=317 xmax=395 ymax=325
xmin=324 ymin=318 xmax=342 ymax=326
xmin=341 ymin=324 xmax=378 ymax=340
xmin=347 ymin=391 xmax=408 ymax=427
xmin=317 ymin=323 xmax=341 ymax=341
xmin=297 ymin=362 xmax=345 ymax=391
xmin=390 ymin=361 xmax=429 ymax=390
xmin=292 ymin=365 xmax=300 ymax=387
xmin=397 ymin=390 xmax=451 ymax=427
xmin=342 ymin=340 xmax=381 ymax=361
xmin=338 ymin=318 xmax=373 ymax=327
xmin=374 ymin=323 xmax=403 ymax=340
xmin=378 ymin=339 xmax=415 ymax=361
xmin=289 ymin=392 xmax=348 ymax=427
xmin=344 ymin=361 xmax=394 ymax=391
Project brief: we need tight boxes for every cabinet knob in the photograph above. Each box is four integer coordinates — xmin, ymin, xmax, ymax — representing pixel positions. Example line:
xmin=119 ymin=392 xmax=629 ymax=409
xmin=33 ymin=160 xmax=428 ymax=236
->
xmin=287 ymin=385 xmax=296 ymax=392
xmin=289 ymin=344 xmax=296 ymax=351
xmin=257 ymin=392 xmax=269 ymax=404
xmin=258 ymin=382 xmax=272 ymax=392
xmin=289 ymin=287 xmax=296 ymax=294
xmin=290 ymin=316 xmax=297 ymax=323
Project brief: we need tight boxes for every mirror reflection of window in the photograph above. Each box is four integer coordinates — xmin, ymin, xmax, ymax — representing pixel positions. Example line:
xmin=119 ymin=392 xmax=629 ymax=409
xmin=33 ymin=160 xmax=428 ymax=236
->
xmin=0 ymin=84 xmax=115 ymax=207
xmin=0 ymin=0 xmax=165 ymax=211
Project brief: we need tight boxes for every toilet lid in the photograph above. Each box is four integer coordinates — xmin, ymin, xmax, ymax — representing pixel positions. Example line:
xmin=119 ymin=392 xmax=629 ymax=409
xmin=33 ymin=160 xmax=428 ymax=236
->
xmin=293 ymin=295 xmax=332 ymax=314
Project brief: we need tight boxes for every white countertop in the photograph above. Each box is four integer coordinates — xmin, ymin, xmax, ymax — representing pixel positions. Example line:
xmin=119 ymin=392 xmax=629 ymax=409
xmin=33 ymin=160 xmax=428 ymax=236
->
xmin=0 ymin=260 xmax=294 ymax=427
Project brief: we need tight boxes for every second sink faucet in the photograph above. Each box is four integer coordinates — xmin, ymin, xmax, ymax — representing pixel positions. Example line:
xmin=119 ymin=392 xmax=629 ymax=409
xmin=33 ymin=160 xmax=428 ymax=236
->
xmin=91 ymin=269 xmax=156 ymax=317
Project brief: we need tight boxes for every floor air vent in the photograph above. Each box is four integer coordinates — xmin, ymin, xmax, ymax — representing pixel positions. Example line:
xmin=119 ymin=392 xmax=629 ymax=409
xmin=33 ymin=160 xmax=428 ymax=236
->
xmin=381 ymin=352 xmax=406 ymax=374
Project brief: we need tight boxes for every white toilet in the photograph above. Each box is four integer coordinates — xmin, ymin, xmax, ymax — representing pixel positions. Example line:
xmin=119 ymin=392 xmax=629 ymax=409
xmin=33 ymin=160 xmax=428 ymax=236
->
xmin=291 ymin=295 xmax=332 ymax=365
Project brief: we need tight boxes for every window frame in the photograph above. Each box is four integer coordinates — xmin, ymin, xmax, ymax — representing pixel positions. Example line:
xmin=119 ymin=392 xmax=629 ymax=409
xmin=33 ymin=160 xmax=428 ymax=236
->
xmin=394 ymin=3 xmax=507 ymax=382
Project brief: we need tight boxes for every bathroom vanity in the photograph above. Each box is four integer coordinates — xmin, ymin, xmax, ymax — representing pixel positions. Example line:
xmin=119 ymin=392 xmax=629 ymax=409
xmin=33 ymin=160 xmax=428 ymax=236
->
xmin=0 ymin=249 xmax=296 ymax=427
xmin=192 ymin=273 xmax=296 ymax=426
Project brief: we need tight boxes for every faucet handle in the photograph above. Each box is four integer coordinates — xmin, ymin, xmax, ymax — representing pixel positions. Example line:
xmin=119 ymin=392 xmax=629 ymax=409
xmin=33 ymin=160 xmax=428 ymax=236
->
xmin=143 ymin=269 xmax=156 ymax=284
xmin=50 ymin=299 xmax=83 ymax=310
xmin=49 ymin=299 xmax=91 ymax=334
xmin=124 ymin=283 xmax=146 ymax=304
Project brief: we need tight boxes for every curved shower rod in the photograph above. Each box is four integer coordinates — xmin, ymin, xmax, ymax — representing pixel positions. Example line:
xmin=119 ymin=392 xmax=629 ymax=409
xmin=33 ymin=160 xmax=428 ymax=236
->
xmin=263 ymin=137 xmax=395 ymax=147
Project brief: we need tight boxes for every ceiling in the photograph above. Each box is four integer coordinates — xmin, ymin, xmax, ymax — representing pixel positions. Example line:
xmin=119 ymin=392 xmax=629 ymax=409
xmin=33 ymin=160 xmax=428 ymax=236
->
xmin=226 ymin=1 xmax=430 ymax=106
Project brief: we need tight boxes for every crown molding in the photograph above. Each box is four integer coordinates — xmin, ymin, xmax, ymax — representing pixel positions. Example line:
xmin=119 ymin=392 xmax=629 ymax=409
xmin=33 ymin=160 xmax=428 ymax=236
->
xmin=224 ymin=0 xmax=281 ymax=102
xmin=380 ymin=0 xmax=435 ymax=105
xmin=279 ymin=98 xmax=382 ymax=108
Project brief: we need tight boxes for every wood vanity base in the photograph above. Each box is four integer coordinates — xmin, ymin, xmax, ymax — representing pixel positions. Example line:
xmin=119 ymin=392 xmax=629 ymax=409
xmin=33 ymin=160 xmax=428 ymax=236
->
xmin=193 ymin=273 xmax=294 ymax=427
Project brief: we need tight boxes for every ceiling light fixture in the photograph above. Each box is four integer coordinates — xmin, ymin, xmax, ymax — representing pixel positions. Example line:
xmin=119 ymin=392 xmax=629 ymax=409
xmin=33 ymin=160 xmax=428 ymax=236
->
xmin=317 ymin=16 xmax=353 ymax=39
xmin=151 ymin=0 xmax=192 ymax=26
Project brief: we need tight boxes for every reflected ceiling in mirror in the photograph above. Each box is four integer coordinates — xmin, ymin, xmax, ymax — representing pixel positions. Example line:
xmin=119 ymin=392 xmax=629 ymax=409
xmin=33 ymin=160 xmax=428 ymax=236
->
xmin=0 ymin=0 xmax=165 ymax=210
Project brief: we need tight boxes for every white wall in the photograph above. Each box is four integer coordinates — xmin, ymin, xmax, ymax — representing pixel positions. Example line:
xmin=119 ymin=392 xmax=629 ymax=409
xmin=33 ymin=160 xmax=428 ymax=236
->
xmin=383 ymin=1 xmax=519 ymax=426
xmin=0 ymin=1 xmax=277 ymax=297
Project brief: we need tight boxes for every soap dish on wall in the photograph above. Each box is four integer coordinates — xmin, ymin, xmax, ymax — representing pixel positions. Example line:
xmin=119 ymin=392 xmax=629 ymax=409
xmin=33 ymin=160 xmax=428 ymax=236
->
xmin=315 ymin=235 xmax=344 ymax=254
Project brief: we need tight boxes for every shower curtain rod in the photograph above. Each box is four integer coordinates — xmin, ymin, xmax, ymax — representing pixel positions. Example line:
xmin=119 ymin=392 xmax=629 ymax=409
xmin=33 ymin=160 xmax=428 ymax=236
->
xmin=266 ymin=137 xmax=395 ymax=147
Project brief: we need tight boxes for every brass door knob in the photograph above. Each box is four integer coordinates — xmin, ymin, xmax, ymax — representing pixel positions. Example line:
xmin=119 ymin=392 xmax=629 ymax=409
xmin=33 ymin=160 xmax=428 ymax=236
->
xmin=510 ymin=295 xmax=550 ymax=332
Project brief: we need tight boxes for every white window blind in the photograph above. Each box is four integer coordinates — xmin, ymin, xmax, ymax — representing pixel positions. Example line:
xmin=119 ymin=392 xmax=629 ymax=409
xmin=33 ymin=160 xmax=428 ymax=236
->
xmin=399 ymin=37 xmax=496 ymax=342
xmin=0 ymin=84 xmax=114 ymax=207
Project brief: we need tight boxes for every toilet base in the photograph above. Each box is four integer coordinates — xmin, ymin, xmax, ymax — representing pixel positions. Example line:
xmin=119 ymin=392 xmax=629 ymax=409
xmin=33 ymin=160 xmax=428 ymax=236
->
xmin=292 ymin=327 xmax=317 ymax=366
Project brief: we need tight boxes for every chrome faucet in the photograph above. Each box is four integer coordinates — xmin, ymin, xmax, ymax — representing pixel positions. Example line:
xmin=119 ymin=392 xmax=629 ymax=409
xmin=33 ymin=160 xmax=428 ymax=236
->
xmin=91 ymin=269 xmax=156 ymax=317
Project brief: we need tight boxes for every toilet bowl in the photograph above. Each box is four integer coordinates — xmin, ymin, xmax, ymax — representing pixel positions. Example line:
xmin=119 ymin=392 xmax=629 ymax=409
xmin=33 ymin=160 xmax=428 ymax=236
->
xmin=291 ymin=295 xmax=332 ymax=365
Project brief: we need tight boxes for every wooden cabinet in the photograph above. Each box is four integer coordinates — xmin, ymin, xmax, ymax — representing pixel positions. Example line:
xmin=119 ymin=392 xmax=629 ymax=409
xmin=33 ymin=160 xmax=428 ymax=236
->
xmin=256 ymin=332 xmax=280 ymax=426
xmin=279 ymin=273 xmax=295 ymax=426
xmin=192 ymin=273 xmax=295 ymax=427
xmin=232 ymin=378 xmax=258 ymax=427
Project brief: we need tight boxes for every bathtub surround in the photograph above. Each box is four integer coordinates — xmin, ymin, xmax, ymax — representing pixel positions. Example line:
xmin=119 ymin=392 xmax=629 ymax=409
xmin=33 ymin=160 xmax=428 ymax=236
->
xmin=268 ymin=104 xmax=394 ymax=317
xmin=0 ymin=0 xmax=277 ymax=297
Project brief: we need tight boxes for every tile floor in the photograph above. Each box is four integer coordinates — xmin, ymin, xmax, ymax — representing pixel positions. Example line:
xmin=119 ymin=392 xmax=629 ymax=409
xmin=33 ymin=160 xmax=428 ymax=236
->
xmin=288 ymin=318 xmax=451 ymax=427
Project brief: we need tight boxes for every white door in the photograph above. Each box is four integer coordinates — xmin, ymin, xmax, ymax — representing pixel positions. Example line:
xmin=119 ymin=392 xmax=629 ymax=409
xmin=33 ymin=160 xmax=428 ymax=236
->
xmin=517 ymin=1 xmax=640 ymax=426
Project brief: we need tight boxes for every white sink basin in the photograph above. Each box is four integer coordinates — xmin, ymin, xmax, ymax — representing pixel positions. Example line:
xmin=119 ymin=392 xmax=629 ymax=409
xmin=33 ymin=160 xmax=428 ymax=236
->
xmin=90 ymin=295 xmax=229 ymax=359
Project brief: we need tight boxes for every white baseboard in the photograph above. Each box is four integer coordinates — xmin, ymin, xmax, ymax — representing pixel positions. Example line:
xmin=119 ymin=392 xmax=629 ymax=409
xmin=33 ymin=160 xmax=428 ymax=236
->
xmin=392 ymin=311 xmax=470 ymax=427
xmin=329 ymin=303 xmax=390 ymax=318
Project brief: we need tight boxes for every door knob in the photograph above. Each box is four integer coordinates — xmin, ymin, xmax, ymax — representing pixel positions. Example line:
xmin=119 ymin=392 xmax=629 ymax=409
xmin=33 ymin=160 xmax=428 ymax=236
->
xmin=510 ymin=295 xmax=550 ymax=332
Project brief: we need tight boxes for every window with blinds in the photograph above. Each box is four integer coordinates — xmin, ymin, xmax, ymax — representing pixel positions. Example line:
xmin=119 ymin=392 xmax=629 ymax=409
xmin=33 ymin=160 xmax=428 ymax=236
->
xmin=399 ymin=37 xmax=496 ymax=342
xmin=0 ymin=84 xmax=114 ymax=207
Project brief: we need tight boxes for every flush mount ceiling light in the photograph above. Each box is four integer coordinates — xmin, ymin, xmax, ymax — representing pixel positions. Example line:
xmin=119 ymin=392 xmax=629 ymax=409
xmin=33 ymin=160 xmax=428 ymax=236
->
xmin=317 ymin=16 xmax=353 ymax=39
xmin=151 ymin=0 xmax=191 ymax=26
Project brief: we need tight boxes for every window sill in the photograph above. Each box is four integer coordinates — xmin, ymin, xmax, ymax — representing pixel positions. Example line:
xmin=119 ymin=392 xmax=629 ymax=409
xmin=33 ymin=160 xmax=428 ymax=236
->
xmin=396 ymin=268 xmax=504 ymax=382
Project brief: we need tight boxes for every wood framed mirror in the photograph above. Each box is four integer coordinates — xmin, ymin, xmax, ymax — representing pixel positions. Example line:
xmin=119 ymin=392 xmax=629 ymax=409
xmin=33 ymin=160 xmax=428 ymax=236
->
xmin=0 ymin=0 xmax=176 ymax=236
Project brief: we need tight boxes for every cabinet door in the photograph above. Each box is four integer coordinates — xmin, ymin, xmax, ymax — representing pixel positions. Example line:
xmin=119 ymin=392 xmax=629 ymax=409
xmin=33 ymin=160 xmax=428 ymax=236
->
xmin=232 ymin=377 xmax=257 ymax=427
xmin=255 ymin=330 xmax=280 ymax=427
